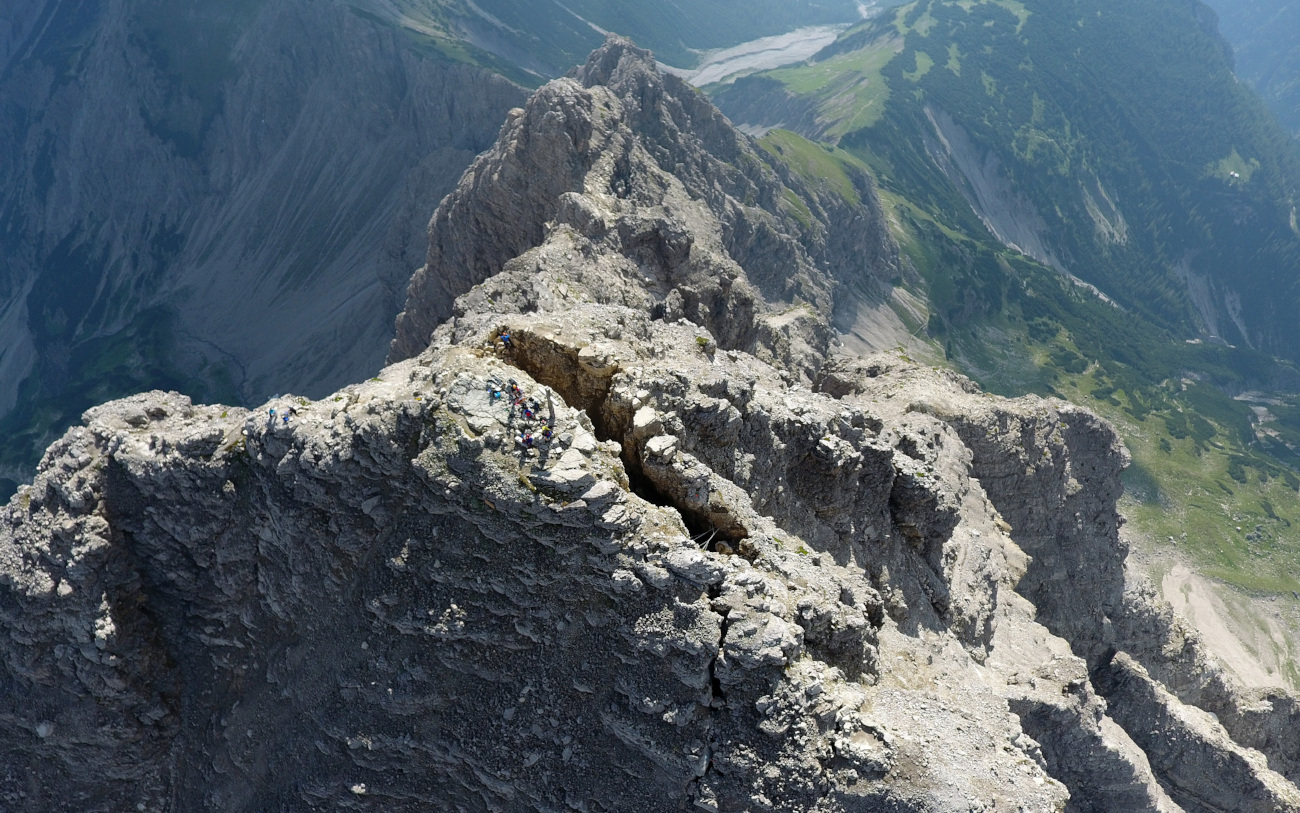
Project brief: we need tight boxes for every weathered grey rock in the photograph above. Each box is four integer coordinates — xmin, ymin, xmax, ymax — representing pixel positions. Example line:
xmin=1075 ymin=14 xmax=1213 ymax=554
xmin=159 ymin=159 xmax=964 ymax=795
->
xmin=1116 ymin=579 xmax=1300 ymax=786
xmin=1096 ymin=652 xmax=1300 ymax=813
xmin=822 ymin=354 xmax=1131 ymax=668
xmin=2 ymin=33 xmax=1300 ymax=813
xmin=819 ymin=354 xmax=1300 ymax=811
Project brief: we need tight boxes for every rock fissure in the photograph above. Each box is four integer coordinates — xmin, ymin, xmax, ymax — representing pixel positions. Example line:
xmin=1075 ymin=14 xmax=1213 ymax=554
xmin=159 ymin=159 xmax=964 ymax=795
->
xmin=490 ymin=323 xmax=754 ymax=552
xmin=688 ymin=581 xmax=732 ymax=812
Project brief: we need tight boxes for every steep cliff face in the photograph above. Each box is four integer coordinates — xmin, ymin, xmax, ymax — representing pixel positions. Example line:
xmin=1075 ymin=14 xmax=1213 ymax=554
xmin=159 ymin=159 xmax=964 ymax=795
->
xmin=0 ymin=0 xmax=526 ymax=494
xmin=4 ymin=36 xmax=1300 ymax=813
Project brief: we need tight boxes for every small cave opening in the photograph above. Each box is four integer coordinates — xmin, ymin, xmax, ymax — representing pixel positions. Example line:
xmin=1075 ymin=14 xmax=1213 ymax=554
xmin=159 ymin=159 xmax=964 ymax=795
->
xmin=618 ymin=446 xmax=749 ymax=555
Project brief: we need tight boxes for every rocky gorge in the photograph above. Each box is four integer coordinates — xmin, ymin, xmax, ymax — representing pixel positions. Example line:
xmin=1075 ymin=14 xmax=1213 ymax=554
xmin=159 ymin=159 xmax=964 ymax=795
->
xmin=3 ymin=36 xmax=1300 ymax=812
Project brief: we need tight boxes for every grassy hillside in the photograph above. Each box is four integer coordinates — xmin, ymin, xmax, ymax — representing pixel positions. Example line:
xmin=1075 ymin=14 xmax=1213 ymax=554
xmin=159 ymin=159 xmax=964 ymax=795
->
xmin=724 ymin=0 xmax=1300 ymax=360
xmin=866 ymin=118 xmax=1300 ymax=599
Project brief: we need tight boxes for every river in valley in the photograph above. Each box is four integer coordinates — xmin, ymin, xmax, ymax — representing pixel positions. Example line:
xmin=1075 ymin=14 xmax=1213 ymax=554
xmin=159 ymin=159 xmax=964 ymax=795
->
xmin=662 ymin=1 xmax=892 ymax=86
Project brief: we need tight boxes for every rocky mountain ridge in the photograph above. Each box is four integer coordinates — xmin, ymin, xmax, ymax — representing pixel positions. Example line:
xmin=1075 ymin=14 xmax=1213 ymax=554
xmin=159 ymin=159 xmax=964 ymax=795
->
xmin=3 ymin=36 xmax=1300 ymax=812
xmin=389 ymin=36 xmax=901 ymax=371
xmin=0 ymin=0 xmax=877 ymax=503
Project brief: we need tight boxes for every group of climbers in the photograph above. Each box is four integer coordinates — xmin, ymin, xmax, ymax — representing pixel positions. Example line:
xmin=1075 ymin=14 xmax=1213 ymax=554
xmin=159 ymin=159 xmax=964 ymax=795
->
xmin=268 ymin=404 xmax=299 ymax=425
xmin=491 ymin=327 xmax=557 ymax=449
xmin=486 ymin=370 xmax=555 ymax=450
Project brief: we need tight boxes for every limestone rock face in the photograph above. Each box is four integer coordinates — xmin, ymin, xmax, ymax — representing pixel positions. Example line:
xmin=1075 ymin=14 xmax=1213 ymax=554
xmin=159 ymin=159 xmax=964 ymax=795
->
xmin=3 ymin=35 xmax=1300 ymax=813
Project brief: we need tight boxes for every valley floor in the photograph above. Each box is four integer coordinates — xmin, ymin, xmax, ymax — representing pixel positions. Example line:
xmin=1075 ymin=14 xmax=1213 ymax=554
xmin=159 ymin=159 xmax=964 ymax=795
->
xmin=665 ymin=25 xmax=850 ymax=86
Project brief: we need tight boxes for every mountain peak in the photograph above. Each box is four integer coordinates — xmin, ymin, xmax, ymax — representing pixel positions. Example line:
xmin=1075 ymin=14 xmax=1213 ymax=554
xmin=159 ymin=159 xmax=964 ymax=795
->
xmin=391 ymin=36 xmax=900 ymax=375
xmin=6 ymin=27 xmax=1300 ymax=813
xmin=572 ymin=33 xmax=660 ymax=88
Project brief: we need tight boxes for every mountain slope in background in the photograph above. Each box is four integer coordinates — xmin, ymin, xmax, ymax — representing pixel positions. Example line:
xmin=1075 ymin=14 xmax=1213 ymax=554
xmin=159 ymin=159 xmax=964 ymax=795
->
xmin=358 ymin=0 xmax=867 ymax=80
xmin=720 ymin=0 xmax=1300 ymax=359
xmin=1204 ymin=0 xmax=1300 ymax=137
xmin=712 ymin=0 xmax=1300 ymax=675
xmin=0 ymin=0 xmax=528 ymax=500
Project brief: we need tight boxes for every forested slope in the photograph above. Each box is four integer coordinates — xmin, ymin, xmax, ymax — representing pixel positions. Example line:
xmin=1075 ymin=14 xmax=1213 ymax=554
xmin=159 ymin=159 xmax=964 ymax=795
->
xmin=1204 ymin=0 xmax=1300 ymax=137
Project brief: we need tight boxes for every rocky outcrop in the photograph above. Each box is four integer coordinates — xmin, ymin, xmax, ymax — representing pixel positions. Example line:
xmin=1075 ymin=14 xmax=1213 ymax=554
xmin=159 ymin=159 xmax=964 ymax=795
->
xmin=1117 ymin=580 xmax=1300 ymax=785
xmin=1096 ymin=652 xmax=1300 ymax=813
xmin=0 ymin=317 xmax=1088 ymax=811
xmin=818 ymin=354 xmax=1300 ymax=810
xmin=3 ymin=35 xmax=1300 ymax=813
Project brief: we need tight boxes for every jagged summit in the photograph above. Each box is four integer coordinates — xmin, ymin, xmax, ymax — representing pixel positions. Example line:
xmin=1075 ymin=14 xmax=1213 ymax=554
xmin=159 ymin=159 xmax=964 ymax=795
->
xmin=391 ymin=35 xmax=900 ymax=376
xmin=3 ymin=36 xmax=1300 ymax=813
